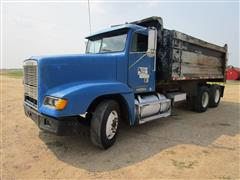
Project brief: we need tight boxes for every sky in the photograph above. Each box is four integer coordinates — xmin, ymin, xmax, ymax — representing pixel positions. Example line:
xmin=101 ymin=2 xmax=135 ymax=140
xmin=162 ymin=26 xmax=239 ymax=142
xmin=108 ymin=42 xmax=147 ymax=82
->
xmin=1 ymin=1 xmax=239 ymax=69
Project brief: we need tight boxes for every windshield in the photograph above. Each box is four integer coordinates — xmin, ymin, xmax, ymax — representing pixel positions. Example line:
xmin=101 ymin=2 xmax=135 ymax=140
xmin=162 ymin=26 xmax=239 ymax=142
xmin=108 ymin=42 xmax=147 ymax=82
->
xmin=86 ymin=33 xmax=127 ymax=54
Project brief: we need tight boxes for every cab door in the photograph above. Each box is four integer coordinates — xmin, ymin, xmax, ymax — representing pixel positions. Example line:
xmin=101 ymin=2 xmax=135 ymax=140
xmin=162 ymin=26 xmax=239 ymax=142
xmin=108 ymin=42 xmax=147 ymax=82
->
xmin=128 ymin=32 xmax=155 ymax=93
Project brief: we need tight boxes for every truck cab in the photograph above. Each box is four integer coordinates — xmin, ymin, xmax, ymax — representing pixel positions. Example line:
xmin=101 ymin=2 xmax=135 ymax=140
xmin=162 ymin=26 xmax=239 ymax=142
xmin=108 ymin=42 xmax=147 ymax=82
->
xmin=86 ymin=24 xmax=158 ymax=92
xmin=24 ymin=17 xmax=227 ymax=149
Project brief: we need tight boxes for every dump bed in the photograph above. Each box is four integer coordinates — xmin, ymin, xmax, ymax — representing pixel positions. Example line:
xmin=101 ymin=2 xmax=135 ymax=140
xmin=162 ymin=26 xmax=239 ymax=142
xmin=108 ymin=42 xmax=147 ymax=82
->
xmin=158 ymin=29 xmax=228 ymax=82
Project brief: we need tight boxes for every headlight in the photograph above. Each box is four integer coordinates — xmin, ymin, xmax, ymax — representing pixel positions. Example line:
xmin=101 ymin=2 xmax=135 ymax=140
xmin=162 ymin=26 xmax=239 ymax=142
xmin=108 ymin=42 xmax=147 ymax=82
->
xmin=44 ymin=96 xmax=68 ymax=110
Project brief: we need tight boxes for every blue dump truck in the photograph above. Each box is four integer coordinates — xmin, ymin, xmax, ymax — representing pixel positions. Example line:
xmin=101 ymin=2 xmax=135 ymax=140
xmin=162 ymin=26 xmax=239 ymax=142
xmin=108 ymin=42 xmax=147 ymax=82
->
xmin=24 ymin=17 xmax=228 ymax=149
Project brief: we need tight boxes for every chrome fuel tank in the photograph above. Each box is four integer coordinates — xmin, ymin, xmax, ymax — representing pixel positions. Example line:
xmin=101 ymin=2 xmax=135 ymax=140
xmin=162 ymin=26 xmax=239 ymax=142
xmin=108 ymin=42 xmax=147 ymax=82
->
xmin=135 ymin=93 xmax=171 ymax=124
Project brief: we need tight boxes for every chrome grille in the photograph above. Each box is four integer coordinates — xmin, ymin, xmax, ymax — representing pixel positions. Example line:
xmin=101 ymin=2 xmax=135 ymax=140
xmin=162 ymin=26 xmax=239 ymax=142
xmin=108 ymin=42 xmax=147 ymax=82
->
xmin=23 ymin=60 xmax=38 ymax=108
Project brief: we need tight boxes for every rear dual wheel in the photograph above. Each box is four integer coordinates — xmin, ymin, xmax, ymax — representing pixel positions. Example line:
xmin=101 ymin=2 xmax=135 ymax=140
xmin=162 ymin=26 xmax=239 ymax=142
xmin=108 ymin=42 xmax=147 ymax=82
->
xmin=209 ymin=85 xmax=221 ymax=107
xmin=190 ymin=85 xmax=221 ymax=112
xmin=193 ymin=86 xmax=210 ymax=112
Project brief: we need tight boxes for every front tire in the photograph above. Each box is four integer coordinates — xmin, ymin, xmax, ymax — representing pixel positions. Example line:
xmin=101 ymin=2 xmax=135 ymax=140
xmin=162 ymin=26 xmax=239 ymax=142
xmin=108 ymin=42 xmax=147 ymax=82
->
xmin=90 ymin=100 xmax=120 ymax=149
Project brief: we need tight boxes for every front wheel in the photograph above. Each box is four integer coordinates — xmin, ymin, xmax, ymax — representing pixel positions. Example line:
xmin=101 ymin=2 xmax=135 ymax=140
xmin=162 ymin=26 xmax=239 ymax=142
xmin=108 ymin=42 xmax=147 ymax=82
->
xmin=90 ymin=100 xmax=120 ymax=149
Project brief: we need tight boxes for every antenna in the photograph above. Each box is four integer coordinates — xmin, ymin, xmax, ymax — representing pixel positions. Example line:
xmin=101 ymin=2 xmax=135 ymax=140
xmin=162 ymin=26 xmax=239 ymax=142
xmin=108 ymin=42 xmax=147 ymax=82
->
xmin=87 ymin=0 xmax=92 ymax=34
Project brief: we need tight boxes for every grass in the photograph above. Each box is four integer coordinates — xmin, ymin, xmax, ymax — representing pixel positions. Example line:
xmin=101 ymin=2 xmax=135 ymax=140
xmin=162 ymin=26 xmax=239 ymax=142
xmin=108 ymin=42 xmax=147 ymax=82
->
xmin=226 ymin=80 xmax=240 ymax=85
xmin=1 ymin=69 xmax=240 ymax=85
xmin=0 ymin=69 xmax=23 ymax=78
xmin=208 ymin=81 xmax=240 ymax=85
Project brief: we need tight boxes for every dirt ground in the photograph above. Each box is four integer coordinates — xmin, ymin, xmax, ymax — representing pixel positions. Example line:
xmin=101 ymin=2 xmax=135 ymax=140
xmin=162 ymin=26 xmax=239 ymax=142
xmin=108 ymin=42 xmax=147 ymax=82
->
xmin=1 ymin=76 xmax=240 ymax=179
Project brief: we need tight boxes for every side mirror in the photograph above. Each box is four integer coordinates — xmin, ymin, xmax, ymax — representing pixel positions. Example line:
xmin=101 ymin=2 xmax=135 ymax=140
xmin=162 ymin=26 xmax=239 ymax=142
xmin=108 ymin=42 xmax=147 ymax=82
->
xmin=147 ymin=27 xmax=157 ymax=57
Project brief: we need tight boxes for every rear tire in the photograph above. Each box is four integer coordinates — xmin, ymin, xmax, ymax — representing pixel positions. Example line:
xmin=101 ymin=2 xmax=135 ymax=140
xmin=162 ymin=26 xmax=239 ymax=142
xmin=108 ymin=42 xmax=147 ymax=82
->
xmin=209 ymin=85 xmax=221 ymax=108
xmin=90 ymin=100 xmax=120 ymax=149
xmin=193 ymin=86 xmax=210 ymax=112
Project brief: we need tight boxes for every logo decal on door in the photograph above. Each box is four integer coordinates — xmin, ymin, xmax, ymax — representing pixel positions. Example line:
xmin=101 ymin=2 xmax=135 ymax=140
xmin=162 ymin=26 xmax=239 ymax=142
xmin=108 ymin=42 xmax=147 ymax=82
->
xmin=138 ymin=67 xmax=150 ymax=83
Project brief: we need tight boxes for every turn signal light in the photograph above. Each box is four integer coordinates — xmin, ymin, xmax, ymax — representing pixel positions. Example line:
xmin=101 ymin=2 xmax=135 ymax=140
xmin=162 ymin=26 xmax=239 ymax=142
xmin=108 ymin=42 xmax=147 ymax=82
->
xmin=55 ymin=99 xmax=68 ymax=110
xmin=44 ymin=96 xmax=68 ymax=110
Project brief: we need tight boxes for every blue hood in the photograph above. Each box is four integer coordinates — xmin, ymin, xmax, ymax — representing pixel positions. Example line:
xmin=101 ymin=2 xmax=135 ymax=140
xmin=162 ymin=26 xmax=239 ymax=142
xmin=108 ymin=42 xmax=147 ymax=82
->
xmin=34 ymin=53 xmax=119 ymax=107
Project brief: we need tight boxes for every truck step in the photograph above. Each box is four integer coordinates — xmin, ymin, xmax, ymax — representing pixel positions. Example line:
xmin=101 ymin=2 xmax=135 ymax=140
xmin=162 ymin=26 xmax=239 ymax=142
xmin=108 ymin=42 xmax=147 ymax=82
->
xmin=167 ymin=92 xmax=186 ymax=103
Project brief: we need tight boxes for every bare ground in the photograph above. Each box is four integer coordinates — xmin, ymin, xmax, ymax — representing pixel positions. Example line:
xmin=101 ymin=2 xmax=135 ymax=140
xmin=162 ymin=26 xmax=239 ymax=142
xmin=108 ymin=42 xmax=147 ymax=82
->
xmin=1 ymin=76 xmax=240 ymax=179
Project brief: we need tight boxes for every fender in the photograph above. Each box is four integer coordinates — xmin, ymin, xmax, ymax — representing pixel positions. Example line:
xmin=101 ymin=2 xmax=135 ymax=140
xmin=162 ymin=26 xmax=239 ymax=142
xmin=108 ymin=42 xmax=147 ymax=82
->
xmin=39 ymin=81 xmax=136 ymax=124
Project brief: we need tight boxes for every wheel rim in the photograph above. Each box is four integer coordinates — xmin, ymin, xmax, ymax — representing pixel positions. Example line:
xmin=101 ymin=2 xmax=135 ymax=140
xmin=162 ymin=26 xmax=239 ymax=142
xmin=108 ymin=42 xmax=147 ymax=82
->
xmin=202 ymin=91 xmax=209 ymax=108
xmin=214 ymin=89 xmax=220 ymax=103
xmin=106 ymin=110 xmax=118 ymax=140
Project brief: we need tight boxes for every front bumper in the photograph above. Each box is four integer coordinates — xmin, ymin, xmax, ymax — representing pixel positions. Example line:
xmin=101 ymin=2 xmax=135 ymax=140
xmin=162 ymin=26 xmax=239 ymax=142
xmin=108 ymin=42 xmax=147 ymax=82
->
xmin=24 ymin=104 xmax=84 ymax=135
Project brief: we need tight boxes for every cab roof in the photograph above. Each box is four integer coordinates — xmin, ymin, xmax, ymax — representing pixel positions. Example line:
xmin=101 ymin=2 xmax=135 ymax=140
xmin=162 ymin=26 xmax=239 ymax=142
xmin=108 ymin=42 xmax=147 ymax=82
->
xmin=85 ymin=23 xmax=146 ymax=39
